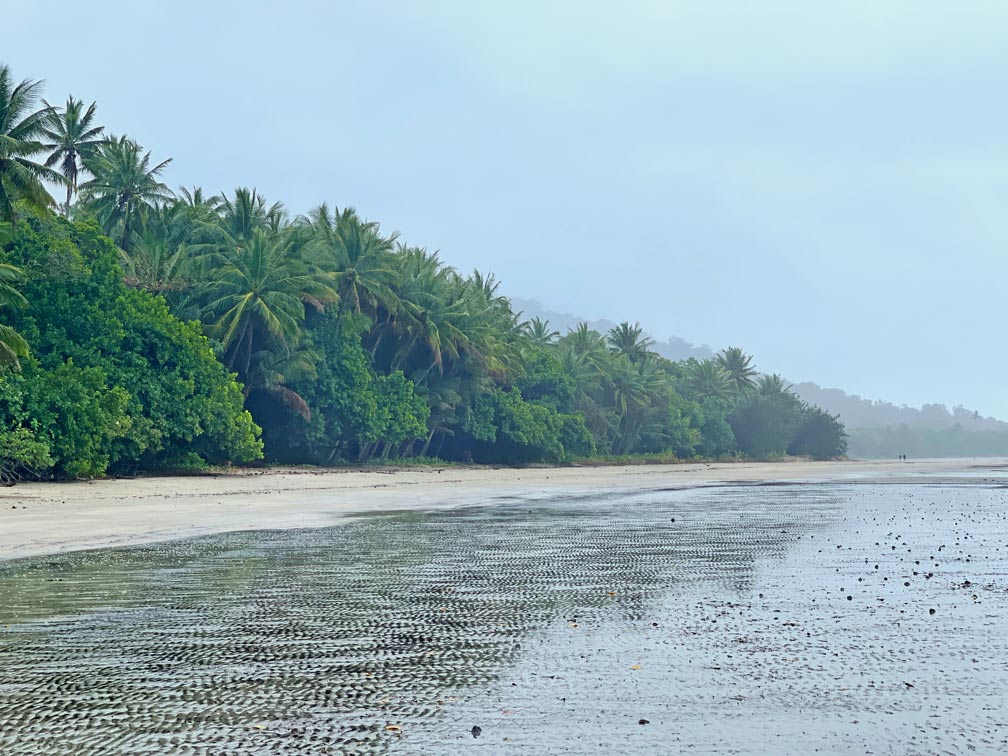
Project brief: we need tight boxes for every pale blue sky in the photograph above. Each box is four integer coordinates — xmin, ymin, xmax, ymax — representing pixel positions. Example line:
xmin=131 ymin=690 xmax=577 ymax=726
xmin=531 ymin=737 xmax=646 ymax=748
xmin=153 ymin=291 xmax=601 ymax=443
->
xmin=8 ymin=1 xmax=1007 ymax=417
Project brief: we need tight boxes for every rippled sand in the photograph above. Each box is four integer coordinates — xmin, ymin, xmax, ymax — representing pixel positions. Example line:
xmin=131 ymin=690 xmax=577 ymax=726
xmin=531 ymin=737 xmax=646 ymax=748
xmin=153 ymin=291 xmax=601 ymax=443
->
xmin=3 ymin=458 xmax=1004 ymax=560
xmin=1 ymin=472 xmax=1006 ymax=754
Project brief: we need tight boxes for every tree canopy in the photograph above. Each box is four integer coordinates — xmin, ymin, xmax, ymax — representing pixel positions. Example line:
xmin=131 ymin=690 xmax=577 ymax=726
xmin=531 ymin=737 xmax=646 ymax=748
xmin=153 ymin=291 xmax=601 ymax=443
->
xmin=0 ymin=62 xmax=847 ymax=478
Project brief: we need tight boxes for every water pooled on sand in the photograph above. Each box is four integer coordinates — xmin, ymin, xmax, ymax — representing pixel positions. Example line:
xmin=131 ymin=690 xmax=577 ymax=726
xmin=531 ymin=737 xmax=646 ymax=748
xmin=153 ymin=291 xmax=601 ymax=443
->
xmin=0 ymin=478 xmax=1006 ymax=754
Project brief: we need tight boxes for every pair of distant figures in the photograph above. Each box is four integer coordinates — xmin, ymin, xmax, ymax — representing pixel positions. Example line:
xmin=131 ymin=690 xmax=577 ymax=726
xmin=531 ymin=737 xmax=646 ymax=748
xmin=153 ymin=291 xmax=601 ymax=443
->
xmin=898 ymin=454 xmax=908 ymax=461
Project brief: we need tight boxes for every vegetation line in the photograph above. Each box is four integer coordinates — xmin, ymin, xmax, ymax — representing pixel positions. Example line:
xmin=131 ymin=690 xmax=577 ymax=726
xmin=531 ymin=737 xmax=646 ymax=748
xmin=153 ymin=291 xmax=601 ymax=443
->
xmin=0 ymin=63 xmax=846 ymax=481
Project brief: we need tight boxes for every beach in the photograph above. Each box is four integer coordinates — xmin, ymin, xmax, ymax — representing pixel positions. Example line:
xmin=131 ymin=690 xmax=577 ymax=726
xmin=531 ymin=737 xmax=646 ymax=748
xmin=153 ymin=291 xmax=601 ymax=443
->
xmin=2 ymin=457 xmax=1002 ymax=560
xmin=2 ymin=457 xmax=1007 ymax=754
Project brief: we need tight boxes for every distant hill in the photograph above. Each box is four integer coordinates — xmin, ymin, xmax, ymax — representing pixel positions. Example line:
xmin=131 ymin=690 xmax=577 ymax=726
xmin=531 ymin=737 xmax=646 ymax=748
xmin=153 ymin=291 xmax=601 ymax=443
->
xmin=791 ymin=382 xmax=1008 ymax=459
xmin=513 ymin=297 xmax=1008 ymax=459
xmin=791 ymin=383 xmax=1008 ymax=432
xmin=510 ymin=297 xmax=713 ymax=362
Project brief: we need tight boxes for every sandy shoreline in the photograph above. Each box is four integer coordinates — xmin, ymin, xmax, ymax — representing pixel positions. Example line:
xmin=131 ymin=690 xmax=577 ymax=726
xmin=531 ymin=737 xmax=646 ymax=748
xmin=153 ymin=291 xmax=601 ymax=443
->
xmin=2 ymin=457 xmax=1005 ymax=561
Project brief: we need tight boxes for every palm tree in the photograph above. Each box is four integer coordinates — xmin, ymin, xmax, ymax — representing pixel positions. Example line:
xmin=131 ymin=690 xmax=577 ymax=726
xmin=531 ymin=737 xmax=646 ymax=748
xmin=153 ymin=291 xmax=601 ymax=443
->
xmin=716 ymin=346 xmax=757 ymax=392
xmin=200 ymin=228 xmax=337 ymax=376
xmin=305 ymin=204 xmax=400 ymax=317
xmin=757 ymin=373 xmax=793 ymax=397
xmin=566 ymin=322 xmax=607 ymax=358
xmin=243 ymin=342 xmax=319 ymax=421
xmin=607 ymin=321 xmax=655 ymax=363
xmin=0 ymin=65 xmax=62 ymax=221
xmin=178 ymin=185 xmax=221 ymax=216
xmin=604 ymin=355 xmax=654 ymax=453
xmin=683 ymin=358 xmax=733 ymax=400
xmin=523 ymin=317 xmax=559 ymax=348
xmin=120 ymin=224 xmax=190 ymax=292
xmin=41 ymin=96 xmax=106 ymax=214
xmin=80 ymin=135 xmax=173 ymax=251
xmin=0 ymin=262 xmax=29 ymax=367
xmin=387 ymin=247 xmax=469 ymax=375
xmin=218 ymin=187 xmax=284 ymax=242
xmin=457 ymin=271 xmax=524 ymax=380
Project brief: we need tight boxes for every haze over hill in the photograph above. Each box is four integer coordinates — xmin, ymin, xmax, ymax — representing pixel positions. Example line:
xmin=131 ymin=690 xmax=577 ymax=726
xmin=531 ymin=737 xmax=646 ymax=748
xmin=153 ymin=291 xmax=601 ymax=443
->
xmin=515 ymin=296 xmax=1008 ymax=458
xmin=511 ymin=297 xmax=714 ymax=362
xmin=6 ymin=2 xmax=1006 ymax=419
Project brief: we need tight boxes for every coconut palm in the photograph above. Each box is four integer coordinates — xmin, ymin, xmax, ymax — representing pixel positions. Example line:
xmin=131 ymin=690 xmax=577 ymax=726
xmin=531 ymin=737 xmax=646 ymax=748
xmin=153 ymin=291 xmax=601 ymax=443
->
xmin=41 ymin=96 xmax=106 ymax=214
xmin=566 ymin=322 xmax=607 ymax=359
xmin=0 ymin=65 xmax=62 ymax=221
xmin=683 ymin=358 xmax=733 ymax=400
xmin=757 ymin=373 xmax=793 ymax=397
xmin=218 ymin=187 xmax=285 ymax=242
xmin=305 ymin=204 xmax=400 ymax=317
xmin=80 ymin=135 xmax=173 ymax=251
xmin=199 ymin=228 xmax=337 ymax=376
xmin=120 ymin=224 xmax=190 ymax=292
xmin=604 ymin=356 xmax=653 ymax=453
xmin=166 ymin=187 xmax=223 ymax=278
xmin=388 ymin=247 xmax=470 ymax=376
xmin=523 ymin=317 xmax=559 ymax=348
xmin=243 ymin=342 xmax=319 ymax=420
xmin=456 ymin=271 xmax=524 ymax=380
xmin=607 ymin=321 xmax=655 ymax=363
xmin=178 ymin=185 xmax=222 ymax=218
xmin=716 ymin=346 xmax=757 ymax=392
xmin=0 ymin=262 xmax=29 ymax=367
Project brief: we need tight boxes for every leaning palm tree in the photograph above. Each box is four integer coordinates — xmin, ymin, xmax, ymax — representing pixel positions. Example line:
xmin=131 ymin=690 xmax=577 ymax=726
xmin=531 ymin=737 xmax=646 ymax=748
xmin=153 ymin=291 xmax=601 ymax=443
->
xmin=41 ymin=96 xmax=106 ymax=214
xmin=0 ymin=65 xmax=62 ymax=221
xmin=716 ymin=346 xmax=757 ymax=393
xmin=79 ymin=135 xmax=173 ymax=251
xmin=0 ymin=262 xmax=29 ymax=367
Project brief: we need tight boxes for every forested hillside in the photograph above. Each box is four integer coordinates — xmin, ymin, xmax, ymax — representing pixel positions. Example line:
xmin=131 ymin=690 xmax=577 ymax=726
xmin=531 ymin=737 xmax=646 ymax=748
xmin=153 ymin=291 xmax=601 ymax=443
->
xmin=0 ymin=64 xmax=847 ymax=478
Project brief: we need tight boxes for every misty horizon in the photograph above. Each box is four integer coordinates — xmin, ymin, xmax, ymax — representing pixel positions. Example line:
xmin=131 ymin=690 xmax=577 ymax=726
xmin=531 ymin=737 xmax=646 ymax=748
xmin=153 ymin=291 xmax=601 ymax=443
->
xmin=8 ymin=1 xmax=1005 ymax=419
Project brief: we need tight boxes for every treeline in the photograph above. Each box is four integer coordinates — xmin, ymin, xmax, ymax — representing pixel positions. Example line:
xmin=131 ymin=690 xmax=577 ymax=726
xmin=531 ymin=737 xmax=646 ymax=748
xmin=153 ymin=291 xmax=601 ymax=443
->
xmin=0 ymin=64 xmax=846 ymax=479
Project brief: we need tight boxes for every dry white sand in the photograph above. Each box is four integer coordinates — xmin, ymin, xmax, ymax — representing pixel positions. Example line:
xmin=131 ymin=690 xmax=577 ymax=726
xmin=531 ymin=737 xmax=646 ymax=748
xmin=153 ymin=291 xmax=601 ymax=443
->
xmin=1 ymin=458 xmax=1003 ymax=560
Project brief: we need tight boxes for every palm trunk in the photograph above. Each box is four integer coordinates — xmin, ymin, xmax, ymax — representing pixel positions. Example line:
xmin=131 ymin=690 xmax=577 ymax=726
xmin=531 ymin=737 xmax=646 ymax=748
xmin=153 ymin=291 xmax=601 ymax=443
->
xmin=418 ymin=428 xmax=436 ymax=458
xmin=226 ymin=321 xmax=250 ymax=372
xmin=120 ymin=207 xmax=131 ymax=252
xmin=369 ymin=329 xmax=384 ymax=360
xmin=390 ymin=335 xmax=419 ymax=372
xmin=243 ymin=324 xmax=255 ymax=382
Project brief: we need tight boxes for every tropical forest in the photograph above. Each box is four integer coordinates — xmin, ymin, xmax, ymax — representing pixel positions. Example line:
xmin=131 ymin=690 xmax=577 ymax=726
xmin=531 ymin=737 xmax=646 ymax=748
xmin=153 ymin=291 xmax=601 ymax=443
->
xmin=0 ymin=64 xmax=846 ymax=480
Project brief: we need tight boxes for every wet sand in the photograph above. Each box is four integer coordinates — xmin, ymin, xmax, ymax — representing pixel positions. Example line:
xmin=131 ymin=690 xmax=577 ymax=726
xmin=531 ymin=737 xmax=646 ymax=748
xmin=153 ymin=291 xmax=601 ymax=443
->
xmin=2 ymin=458 xmax=1004 ymax=560
xmin=1 ymin=463 xmax=1006 ymax=754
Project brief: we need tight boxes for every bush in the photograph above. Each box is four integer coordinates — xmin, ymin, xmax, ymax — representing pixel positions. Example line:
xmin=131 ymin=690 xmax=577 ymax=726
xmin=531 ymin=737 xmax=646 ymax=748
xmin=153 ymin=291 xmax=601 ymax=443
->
xmin=0 ymin=213 xmax=262 ymax=477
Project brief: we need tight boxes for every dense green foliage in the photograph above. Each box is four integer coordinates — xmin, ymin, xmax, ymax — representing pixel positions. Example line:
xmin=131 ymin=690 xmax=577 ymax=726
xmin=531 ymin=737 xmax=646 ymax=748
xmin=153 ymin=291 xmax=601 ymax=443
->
xmin=0 ymin=63 xmax=847 ymax=477
xmin=0 ymin=213 xmax=261 ymax=478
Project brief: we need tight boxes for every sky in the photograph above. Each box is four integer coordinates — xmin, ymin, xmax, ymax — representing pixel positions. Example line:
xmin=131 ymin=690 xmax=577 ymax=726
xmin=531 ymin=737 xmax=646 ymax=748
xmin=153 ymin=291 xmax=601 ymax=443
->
xmin=8 ymin=1 xmax=1008 ymax=418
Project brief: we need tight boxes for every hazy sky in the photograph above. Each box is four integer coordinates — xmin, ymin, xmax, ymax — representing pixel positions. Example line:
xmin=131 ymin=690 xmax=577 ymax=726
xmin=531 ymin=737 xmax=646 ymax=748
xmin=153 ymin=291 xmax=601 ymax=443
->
xmin=8 ymin=1 xmax=1007 ymax=418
